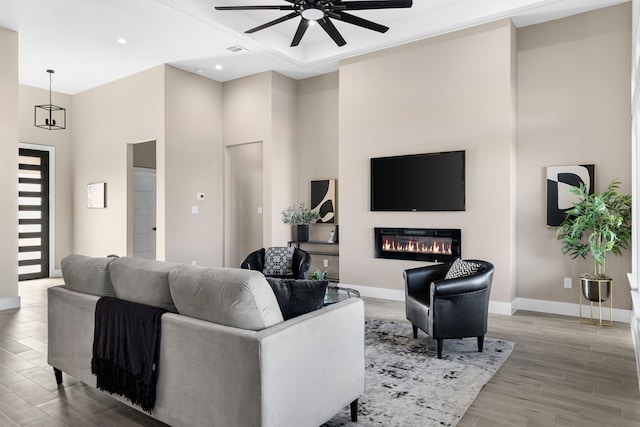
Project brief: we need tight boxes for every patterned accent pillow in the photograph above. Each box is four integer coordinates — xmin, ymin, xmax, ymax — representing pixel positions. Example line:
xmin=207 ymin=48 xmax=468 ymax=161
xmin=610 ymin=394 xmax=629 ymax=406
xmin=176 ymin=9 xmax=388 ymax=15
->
xmin=445 ymin=259 xmax=482 ymax=280
xmin=263 ymin=246 xmax=295 ymax=277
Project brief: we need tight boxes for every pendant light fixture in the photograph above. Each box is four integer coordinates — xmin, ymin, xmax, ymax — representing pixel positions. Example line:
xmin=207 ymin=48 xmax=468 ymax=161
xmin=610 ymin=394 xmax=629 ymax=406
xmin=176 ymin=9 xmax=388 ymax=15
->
xmin=34 ymin=69 xmax=66 ymax=130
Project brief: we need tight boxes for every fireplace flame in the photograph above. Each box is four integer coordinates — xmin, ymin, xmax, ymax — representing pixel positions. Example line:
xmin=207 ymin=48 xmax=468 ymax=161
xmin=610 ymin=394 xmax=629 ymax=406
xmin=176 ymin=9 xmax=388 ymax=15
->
xmin=382 ymin=238 xmax=452 ymax=255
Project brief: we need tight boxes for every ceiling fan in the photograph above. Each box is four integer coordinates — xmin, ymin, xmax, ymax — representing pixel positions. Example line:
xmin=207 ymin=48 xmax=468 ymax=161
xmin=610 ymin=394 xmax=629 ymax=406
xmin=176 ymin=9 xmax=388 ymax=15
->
xmin=215 ymin=0 xmax=413 ymax=47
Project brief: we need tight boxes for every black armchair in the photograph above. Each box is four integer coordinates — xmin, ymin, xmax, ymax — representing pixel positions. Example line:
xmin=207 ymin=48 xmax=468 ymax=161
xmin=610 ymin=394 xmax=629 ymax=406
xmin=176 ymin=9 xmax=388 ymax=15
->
xmin=240 ymin=247 xmax=312 ymax=279
xmin=403 ymin=260 xmax=494 ymax=359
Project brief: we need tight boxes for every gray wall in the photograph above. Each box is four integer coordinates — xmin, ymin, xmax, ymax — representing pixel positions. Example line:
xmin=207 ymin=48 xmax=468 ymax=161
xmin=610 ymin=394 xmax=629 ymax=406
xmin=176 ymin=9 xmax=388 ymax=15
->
xmin=0 ymin=28 xmax=19 ymax=308
xmin=516 ymin=4 xmax=631 ymax=309
xmin=338 ymin=19 xmax=518 ymax=303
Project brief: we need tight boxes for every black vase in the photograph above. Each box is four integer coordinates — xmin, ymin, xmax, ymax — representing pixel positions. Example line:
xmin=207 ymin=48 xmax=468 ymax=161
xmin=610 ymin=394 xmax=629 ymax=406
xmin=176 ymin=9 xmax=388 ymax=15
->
xmin=297 ymin=224 xmax=310 ymax=242
xmin=580 ymin=278 xmax=611 ymax=302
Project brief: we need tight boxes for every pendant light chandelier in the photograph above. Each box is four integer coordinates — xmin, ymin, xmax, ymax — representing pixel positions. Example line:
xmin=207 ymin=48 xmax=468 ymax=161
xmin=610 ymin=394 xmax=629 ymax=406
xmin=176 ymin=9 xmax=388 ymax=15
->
xmin=34 ymin=69 xmax=66 ymax=130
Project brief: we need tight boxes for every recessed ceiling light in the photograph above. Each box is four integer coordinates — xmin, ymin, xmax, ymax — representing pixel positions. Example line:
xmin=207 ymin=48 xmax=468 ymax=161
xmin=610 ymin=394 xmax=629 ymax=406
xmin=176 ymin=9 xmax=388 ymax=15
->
xmin=117 ymin=38 xmax=128 ymax=44
xmin=215 ymin=64 xmax=223 ymax=70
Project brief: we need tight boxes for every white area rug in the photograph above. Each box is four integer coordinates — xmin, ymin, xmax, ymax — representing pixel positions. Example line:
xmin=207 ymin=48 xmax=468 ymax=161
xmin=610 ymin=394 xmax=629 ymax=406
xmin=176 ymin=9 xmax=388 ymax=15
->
xmin=323 ymin=319 xmax=514 ymax=427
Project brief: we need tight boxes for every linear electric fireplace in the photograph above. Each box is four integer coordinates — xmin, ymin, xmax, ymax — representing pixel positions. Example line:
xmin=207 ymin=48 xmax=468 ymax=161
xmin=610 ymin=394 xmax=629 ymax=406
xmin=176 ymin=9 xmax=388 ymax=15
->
xmin=374 ymin=228 xmax=461 ymax=262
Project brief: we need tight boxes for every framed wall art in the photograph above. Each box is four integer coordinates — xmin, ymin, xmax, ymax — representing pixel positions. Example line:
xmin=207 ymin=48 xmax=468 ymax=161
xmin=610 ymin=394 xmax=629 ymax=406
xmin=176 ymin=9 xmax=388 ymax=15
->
xmin=546 ymin=164 xmax=594 ymax=227
xmin=87 ymin=182 xmax=106 ymax=208
xmin=311 ymin=179 xmax=336 ymax=223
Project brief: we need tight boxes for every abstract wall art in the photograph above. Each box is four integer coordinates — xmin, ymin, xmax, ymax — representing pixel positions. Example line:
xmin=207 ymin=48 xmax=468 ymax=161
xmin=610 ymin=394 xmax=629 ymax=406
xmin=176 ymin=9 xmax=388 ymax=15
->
xmin=546 ymin=164 xmax=594 ymax=227
xmin=311 ymin=179 xmax=336 ymax=223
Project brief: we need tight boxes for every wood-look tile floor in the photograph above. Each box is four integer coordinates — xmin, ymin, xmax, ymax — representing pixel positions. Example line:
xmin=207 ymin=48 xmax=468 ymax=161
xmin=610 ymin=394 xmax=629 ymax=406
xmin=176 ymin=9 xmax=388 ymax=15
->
xmin=1 ymin=278 xmax=639 ymax=426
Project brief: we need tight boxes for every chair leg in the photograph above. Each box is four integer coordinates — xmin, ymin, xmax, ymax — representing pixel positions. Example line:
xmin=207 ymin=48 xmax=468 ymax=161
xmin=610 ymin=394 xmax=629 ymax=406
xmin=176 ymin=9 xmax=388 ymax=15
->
xmin=412 ymin=324 xmax=418 ymax=338
xmin=437 ymin=339 xmax=443 ymax=359
xmin=477 ymin=335 xmax=484 ymax=353
xmin=350 ymin=399 xmax=358 ymax=422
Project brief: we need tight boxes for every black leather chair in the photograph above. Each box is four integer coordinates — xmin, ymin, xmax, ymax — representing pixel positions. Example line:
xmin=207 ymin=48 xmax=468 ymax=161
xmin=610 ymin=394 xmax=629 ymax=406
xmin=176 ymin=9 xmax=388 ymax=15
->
xmin=240 ymin=247 xmax=312 ymax=279
xmin=403 ymin=260 xmax=494 ymax=359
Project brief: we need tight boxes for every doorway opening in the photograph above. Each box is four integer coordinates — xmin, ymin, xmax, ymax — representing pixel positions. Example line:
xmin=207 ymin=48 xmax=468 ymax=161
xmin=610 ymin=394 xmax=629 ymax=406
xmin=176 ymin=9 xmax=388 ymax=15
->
xmin=226 ymin=142 xmax=263 ymax=268
xmin=129 ymin=141 xmax=157 ymax=260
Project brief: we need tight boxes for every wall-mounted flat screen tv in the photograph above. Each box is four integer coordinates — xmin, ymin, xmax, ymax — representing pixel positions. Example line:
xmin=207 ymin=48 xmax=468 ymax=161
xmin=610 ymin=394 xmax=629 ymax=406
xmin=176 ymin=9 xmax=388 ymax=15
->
xmin=370 ymin=150 xmax=465 ymax=211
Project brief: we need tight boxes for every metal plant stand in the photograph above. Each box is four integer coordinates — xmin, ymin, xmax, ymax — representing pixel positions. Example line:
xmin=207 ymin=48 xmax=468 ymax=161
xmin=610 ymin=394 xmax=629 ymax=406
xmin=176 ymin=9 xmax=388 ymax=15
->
xmin=579 ymin=277 xmax=613 ymax=327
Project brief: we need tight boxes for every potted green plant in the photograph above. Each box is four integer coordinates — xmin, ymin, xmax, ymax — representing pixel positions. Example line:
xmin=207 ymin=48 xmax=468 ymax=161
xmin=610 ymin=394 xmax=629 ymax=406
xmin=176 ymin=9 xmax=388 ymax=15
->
xmin=556 ymin=179 xmax=632 ymax=302
xmin=281 ymin=203 xmax=320 ymax=242
xmin=310 ymin=268 xmax=328 ymax=280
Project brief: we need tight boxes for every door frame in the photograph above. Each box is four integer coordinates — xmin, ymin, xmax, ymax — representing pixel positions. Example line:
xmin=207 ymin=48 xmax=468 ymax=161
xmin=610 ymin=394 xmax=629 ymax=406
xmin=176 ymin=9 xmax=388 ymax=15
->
xmin=18 ymin=143 xmax=56 ymax=278
xmin=224 ymin=141 xmax=264 ymax=268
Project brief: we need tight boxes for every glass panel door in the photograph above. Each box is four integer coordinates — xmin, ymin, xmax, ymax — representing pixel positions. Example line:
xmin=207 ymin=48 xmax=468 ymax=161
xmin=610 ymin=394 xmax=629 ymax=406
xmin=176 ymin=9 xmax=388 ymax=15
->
xmin=18 ymin=148 xmax=49 ymax=280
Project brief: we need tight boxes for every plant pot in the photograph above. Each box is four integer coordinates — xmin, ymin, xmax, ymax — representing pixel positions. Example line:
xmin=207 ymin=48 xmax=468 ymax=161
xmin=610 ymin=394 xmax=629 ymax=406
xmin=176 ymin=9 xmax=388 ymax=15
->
xmin=580 ymin=277 xmax=611 ymax=302
xmin=296 ymin=224 xmax=309 ymax=242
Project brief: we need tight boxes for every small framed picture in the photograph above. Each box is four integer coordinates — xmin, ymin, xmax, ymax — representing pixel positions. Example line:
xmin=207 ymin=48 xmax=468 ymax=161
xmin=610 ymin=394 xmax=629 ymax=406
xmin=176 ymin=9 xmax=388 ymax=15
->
xmin=87 ymin=182 xmax=106 ymax=208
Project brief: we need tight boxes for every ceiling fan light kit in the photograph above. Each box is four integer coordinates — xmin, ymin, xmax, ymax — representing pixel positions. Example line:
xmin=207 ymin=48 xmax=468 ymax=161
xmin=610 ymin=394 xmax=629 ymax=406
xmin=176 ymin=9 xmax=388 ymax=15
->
xmin=215 ymin=0 xmax=413 ymax=47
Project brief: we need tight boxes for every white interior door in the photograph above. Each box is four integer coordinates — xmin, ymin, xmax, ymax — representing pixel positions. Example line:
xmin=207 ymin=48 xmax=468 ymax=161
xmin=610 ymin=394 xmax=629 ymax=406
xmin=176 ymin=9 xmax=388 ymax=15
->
xmin=133 ymin=167 xmax=156 ymax=259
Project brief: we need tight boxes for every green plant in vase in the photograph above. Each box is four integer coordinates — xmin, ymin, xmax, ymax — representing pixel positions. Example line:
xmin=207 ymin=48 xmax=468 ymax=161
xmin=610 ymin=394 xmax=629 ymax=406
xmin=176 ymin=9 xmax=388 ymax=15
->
xmin=281 ymin=203 xmax=320 ymax=242
xmin=556 ymin=179 xmax=631 ymax=303
xmin=311 ymin=268 xmax=328 ymax=280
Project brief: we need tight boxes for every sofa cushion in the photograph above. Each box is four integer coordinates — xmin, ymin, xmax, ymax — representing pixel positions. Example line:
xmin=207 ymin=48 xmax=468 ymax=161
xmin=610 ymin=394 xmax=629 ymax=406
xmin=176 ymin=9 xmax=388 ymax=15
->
xmin=168 ymin=265 xmax=284 ymax=331
xmin=109 ymin=257 xmax=178 ymax=312
xmin=445 ymin=258 xmax=482 ymax=279
xmin=263 ymin=246 xmax=295 ymax=277
xmin=61 ymin=254 xmax=118 ymax=297
xmin=266 ymin=278 xmax=329 ymax=320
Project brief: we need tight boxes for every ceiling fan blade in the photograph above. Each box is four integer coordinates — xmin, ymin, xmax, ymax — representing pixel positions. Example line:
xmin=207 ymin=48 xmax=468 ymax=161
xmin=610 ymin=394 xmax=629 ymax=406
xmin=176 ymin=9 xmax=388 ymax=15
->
xmin=215 ymin=5 xmax=295 ymax=11
xmin=318 ymin=18 xmax=346 ymax=47
xmin=245 ymin=12 xmax=299 ymax=34
xmin=334 ymin=0 xmax=413 ymax=11
xmin=291 ymin=19 xmax=310 ymax=47
xmin=332 ymin=11 xmax=388 ymax=33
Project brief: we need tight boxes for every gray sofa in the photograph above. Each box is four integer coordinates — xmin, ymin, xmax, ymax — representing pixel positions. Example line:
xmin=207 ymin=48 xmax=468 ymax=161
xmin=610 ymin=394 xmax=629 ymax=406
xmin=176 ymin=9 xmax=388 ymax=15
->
xmin=48 ymin=255 xmax=365 ymax=427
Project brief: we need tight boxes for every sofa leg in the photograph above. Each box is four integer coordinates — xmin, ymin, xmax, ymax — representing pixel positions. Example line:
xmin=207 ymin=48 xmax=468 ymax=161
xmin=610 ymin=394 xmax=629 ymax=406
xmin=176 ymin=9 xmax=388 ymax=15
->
xmin=350 ymin=399 xmax=358 ymax=422
xmin=53 ymin=368 xmax=63 ymax=385
xmin=437 ymin=339 xmax=443 ymax=359
xmin=477 ymin=335 xmax=484 ymax=353
xmin=412 ymin=324 xmax=418 ymax=339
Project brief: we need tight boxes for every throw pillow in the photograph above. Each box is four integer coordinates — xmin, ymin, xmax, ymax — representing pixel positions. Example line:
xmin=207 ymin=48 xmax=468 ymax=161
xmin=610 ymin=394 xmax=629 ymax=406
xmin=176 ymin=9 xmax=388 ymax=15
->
xmin=266 ymin=278 xmax=329 ymax=320
xmin=263 ymin=246 xmax=295 ymax=277
xmin=445 ymin=258 xmax=482 ymax=279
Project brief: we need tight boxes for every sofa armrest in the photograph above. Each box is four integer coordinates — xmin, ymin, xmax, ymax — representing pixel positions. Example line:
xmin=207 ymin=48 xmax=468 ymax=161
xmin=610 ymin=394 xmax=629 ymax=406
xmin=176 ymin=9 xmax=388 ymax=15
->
xmin=256 ymin=298 xmax=365 ymax=426
xmin=157 ymin=298 xmax=365 ymax=427
xmin=431 ymin=272 xmax=490 ymax=297
xmin=403 ymin=263 xmax=450 ymax=300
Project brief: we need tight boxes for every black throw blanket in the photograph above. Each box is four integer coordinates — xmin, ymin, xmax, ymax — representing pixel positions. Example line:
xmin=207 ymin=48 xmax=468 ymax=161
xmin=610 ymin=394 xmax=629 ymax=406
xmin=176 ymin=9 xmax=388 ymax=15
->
xmin=91 ymin=296 xmax=167 ymax=412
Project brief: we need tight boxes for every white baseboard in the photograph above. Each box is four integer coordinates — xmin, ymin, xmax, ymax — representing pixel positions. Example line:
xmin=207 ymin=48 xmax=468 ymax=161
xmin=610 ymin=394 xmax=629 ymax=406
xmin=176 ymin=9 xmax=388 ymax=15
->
xmin=338 ymin=283 xmax=405 ymax=301
xmin=489 ymin=300 xmax=516 ymax=315
xmin=514 ymin=297 xmax=631 ymax=323
xmin=0 ymin=296 xmax=21 ymax=311
xmin=51 ymin=269 xmax=62 ymax=278
xmin=344 ymin=283 xmax=632 ymax=322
